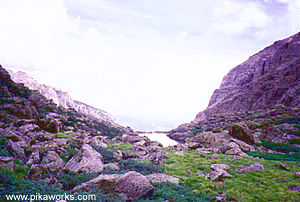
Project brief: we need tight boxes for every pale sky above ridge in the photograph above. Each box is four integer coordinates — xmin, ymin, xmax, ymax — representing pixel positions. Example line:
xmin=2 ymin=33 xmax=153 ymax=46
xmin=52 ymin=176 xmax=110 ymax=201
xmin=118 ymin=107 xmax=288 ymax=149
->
xmin=0 ymin=0 xmax=299 ymax=131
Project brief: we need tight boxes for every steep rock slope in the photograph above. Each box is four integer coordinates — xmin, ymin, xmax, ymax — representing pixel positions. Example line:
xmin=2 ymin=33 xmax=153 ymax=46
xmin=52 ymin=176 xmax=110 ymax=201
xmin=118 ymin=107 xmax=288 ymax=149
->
xmin=7 ymin=70 xmax=115 ymax=123
xmin=169 ymin=32 xmax=300 ymax=143
xmin=196 ymin=32 xmax=300 ymax=120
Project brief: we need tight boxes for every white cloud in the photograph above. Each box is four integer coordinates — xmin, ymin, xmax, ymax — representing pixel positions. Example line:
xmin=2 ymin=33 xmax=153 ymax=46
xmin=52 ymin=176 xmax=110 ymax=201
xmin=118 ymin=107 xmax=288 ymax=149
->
xmin=213 ymin=1 xmax=270 ymax=34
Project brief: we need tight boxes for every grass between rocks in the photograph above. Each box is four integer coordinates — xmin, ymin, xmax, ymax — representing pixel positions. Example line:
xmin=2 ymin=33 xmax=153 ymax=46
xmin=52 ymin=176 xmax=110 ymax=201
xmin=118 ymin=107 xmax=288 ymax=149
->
xmin=55 ymin=132 xmax=73 ymax=139
xmin=162 ymin=149 xmax=300 ymax=201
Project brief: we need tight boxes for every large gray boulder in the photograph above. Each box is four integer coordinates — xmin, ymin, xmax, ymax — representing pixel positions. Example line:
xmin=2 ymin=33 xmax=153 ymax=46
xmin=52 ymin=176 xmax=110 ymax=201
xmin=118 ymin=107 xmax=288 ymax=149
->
xmin=63 ymin=144 xmax=104 ymax=173
xmin=74 ymin=171 xmax=153 ymax=201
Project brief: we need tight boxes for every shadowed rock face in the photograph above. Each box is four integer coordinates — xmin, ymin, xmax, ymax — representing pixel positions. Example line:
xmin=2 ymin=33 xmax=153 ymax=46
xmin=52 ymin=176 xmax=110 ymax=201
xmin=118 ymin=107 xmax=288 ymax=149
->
xmin=196 ymin=32 xmax=300 ymax=121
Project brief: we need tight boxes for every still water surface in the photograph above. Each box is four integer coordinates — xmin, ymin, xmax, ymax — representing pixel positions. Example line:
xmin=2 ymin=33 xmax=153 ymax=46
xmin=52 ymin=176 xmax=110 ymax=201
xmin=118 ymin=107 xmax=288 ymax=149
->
xmin=138 ymin=132 xmax=178 ymax=147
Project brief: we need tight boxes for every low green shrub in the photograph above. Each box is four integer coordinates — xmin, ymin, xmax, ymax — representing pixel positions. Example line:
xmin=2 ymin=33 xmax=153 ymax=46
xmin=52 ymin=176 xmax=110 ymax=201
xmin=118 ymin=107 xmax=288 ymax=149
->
xmin=58 ymin=173 xmax=98 ymax=190
xmin=92 ymin=146 xmax=115 ymax=163
xmin=0 ymin=133 xmax=10 ymax=157
xmin=275 ymin=117 xmax=300 ymax=125
xmin=261 ymin=139 xmax=299 ymax=153
xmin=137 ymin=182 xmax=212 ymax=202
xmin=117 ymin=159 xmax=164 ymax=175
xmin=246 ymin=151 xmax=300 ymax=161
xmin=55 ymin=133 xmax=73 ymax=139
xmin=289 ymin=138 xmax=300 ymax=144
xmin=60 ymin=145 xmax=79 ymax=163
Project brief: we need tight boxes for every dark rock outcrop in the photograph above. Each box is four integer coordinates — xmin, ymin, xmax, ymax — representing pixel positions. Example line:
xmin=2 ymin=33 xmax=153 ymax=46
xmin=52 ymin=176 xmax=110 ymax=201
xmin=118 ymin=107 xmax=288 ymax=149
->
xmin=197 ymin=32 xmax=300 ymax=120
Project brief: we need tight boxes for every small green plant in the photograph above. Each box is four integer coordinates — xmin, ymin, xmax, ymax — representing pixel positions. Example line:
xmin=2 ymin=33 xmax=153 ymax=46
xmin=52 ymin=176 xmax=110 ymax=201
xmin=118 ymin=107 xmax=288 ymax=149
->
xmin=60 ymin=145 xmax=79 ymax=163
xmin=261 ymin=139 xmax=299 ymax=153
xmin=55 ymin=132 xmax=73 ymax=139
xmin=92 ymin=146 xmax=116 ymax=163
xmin=289 ymin=138 xmax=300 ymax=144
xmin=275 ymin=117 xmax=300 ymax=125
xmin=58 ymin=173 xmax=99 ymax=190
xmin=138 ymin=182 xmax=212 ymax=201
xmin=246 ymin=151 xmax=300 ymax=161
xmin=0 ymin=134 xmax=10 ymax=157
xmin=117 ymin=159 xmax=164 ymax=175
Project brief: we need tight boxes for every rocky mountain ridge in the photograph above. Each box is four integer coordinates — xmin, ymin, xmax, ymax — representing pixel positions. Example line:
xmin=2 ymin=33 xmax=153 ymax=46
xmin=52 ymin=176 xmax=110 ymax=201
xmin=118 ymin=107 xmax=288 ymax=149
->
xmin=7 ymin=69 xmax=115 ymax=123
xmin=196 ymin=32 xmax=300 ymax=121
xmin=169 ymin=32 xmax=300 ymax=144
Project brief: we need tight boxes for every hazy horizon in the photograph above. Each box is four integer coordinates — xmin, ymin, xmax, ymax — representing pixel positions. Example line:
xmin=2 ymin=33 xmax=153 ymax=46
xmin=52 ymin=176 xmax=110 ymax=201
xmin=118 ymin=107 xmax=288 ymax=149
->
xmin=1 ymin=0 xmax=300 ymax=131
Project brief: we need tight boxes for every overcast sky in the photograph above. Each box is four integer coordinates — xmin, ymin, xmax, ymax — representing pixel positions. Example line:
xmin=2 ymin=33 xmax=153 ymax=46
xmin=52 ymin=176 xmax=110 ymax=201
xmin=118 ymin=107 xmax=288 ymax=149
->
xmin=0 ymin=0 xmax=299 ymax=131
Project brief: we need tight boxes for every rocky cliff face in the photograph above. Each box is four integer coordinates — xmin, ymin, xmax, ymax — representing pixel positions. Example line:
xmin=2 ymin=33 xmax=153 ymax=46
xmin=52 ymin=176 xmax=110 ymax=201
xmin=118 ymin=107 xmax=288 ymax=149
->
xmin=196 ymin=32 xmax=300 ymax=121
xmin=7 ymin=70 xmax=115 ymax=123
xmin=169 ymin=32 xmax=300 ymax=143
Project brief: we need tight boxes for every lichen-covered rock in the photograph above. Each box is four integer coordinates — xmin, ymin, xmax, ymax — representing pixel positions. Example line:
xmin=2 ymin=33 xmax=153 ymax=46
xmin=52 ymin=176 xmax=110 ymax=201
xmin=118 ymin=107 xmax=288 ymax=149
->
xmin=63 ymin=144 xmax=104 ymax=173
xmin=103 ymin=163 xmax=120 ymax=171
xmin=146 ymin=173 xmax=180 ymax=184
xmin=41 ymin=151 xmax=65 ymax=172
xmin=7 ymin=139 xmax=25 ymax=160
xmin=74 ymin=171 xmax=153 ymax=201
xmin=26 ymin=150 xmax=40 ymax=165
xmin=0 ymin=156 xmax=15 ymax=169
xmin=229 ymin=124 xmax=255 ymax=145
xmin=193 ymin=132 xmax=231 ymax=147
xmin=231 ymin=138 xmax=255 ymax=152
xmin=116 ymin=171 xmax=153 ymax=201
xmin=211 ymin=164 xmax=231 ymax=171
xmin=237 ymin=162 xmax=265 ymax=173
xmin=222 ymin=142 xmax=248 ymax=157
xmin=206 ymin=169 xmax=233 ymax=181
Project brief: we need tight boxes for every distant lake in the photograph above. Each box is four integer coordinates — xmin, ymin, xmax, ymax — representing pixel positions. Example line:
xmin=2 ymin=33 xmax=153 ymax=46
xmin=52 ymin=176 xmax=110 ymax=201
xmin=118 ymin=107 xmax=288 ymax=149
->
xmin=138 ymin=132 xmax=178 ymax=147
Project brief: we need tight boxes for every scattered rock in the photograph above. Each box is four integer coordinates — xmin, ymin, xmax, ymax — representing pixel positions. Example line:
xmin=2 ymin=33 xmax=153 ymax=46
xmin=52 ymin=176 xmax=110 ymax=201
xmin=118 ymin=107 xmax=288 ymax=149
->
xmin=26 ymin=150 xmax=40 ymax=165
xmin=288 ymin=185 xmax=300 ymax=192
xmin=237 ymin=162 xmax=264 ymax=173
xmin=196 ymin=172 xmax=206 ymax=177
xmin=231 ymin=138 xmax=255 ymax=152
xmin=294 ymin=171 xmax=300 ymax=178
xmin=206 ymin=170 xmax=233 ymax=181
xmin=174 ymin=151 xmax=186 ymax=156
xmin=146 ymin=173 xmax=180 ymax=184
xmin=279 ymin=163 xmax=289 ymax=170
xmin=18 ymin=123 xmax=39 ymax=134
xmin=185 ymin=169 xmax=192 ymax=174
xmin=211 ymin=164 xmax=231 ymax=171
xmin=223 ymin=142 xmax=248 ymax=157
xmin=7 ymin=139 xmax=25 ymax=160
xmin=215 ymin=195 xmax=228 ymax=201
xmin=0 ymin=156 xmax=15 ymax=169
xmin=104 ymin=163 xmax=120 ymax=171
xmin=41 ymin=151 xmax=65 ymax=172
